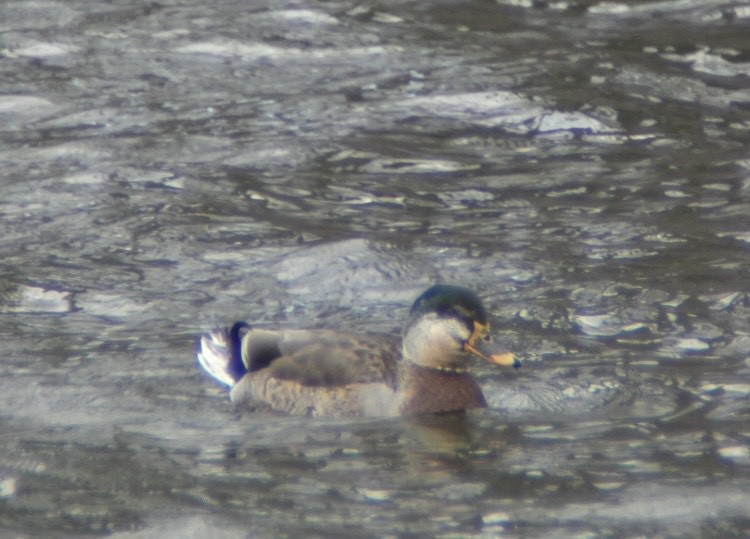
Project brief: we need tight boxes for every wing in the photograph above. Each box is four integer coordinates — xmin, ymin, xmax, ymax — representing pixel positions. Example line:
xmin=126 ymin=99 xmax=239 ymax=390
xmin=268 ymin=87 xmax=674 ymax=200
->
xmin=240 ymin=329 xmax=399 ymax=388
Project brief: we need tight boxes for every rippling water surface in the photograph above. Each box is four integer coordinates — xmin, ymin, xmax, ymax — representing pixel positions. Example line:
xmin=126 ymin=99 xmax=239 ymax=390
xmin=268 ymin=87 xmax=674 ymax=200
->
xmin=1 ymin=0 xmax=749 ymax=536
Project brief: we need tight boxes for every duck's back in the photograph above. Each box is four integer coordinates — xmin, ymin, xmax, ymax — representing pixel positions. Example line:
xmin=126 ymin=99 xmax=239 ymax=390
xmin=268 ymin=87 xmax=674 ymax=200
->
xmin=231 ymin=329 xmax=401 ymax=416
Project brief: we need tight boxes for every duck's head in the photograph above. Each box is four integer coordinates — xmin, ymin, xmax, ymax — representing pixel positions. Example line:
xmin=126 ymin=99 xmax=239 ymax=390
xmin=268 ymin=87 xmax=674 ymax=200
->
xmin=402 ymin=284 xmax=520 ymax=372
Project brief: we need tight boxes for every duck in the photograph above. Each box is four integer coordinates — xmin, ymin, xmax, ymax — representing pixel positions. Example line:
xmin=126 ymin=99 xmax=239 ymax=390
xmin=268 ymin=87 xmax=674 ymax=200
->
xmin=196 ymin=284 xmax=520 ymax=417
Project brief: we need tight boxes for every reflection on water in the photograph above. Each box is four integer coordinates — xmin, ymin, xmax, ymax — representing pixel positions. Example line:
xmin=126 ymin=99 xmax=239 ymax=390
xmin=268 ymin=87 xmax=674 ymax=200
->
xmin=1 ymin=0 xmax=750 ymax=536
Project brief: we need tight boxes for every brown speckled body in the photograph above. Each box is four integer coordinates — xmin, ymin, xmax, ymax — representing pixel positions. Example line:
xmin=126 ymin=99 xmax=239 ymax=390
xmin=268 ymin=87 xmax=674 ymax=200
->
xmin=395 ymin=363 xmax=487 ymax=415
xmin=228 ymin=331 xmax=489 ymax=417
xmin=231 ymin=373 xmax=397 ymax=417
xmin=230 ymin=330 xmax=402 ymax=416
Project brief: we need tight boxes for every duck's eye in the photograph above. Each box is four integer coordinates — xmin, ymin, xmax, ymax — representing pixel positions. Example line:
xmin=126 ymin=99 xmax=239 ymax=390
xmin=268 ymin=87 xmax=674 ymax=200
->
xmin=482 ymin=334 xmax=493 ymax=343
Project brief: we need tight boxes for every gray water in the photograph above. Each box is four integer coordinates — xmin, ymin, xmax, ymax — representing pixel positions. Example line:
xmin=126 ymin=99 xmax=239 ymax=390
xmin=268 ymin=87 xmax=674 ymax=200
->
xmin=1 ymin=0 xmax=750 ymax=537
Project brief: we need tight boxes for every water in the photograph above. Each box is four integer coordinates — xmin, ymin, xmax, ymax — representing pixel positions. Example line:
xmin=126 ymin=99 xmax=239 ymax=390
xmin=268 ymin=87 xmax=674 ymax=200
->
xmin=1 ymin=0 xmax=749 ymax=536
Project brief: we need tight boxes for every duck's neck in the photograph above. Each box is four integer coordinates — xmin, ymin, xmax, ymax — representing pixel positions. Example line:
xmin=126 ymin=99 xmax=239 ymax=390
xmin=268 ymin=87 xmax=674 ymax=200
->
xmin=397 ymin=363 xmax=487 ymax=415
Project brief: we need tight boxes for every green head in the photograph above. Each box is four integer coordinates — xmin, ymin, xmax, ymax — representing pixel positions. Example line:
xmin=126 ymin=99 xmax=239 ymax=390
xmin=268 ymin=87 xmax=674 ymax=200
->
xmin=410 ymin=285 xmax=488 ymax=327
xmin=404 ymin=285 xmax=518 ymax=371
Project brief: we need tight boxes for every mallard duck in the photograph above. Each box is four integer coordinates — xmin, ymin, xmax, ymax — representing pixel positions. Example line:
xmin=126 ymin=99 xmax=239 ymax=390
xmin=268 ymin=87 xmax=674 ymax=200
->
xmin=197 ymin=284 xmax=520 ymax=417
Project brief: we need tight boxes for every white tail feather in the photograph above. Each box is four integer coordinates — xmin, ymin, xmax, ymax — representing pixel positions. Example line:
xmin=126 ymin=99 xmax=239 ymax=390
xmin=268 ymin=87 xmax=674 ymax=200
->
xmin=197 ymin=328 xmax=236 ymax=387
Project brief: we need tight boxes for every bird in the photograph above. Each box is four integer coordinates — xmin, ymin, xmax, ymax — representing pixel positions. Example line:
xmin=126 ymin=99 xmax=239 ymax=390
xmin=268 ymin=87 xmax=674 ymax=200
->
xmin=197 ymin=284 xmax=520 ymax=417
